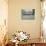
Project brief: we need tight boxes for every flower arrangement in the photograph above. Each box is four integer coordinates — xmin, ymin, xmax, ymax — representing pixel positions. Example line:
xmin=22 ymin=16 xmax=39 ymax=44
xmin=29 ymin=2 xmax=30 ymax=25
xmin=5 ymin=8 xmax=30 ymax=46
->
xmin=12 ymin=31 xmax=30 ymax=42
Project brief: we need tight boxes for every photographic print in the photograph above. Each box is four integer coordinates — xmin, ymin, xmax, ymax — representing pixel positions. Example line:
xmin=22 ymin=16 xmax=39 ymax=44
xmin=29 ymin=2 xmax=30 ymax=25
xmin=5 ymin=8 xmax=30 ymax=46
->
xmin=21 ymin=9 xmax=35 ymax=20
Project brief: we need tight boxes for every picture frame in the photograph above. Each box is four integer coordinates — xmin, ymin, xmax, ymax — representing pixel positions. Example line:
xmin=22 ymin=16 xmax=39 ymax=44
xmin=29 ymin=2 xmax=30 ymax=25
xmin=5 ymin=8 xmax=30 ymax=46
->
xmin=21 ymin=9 xmax=35 ymax=20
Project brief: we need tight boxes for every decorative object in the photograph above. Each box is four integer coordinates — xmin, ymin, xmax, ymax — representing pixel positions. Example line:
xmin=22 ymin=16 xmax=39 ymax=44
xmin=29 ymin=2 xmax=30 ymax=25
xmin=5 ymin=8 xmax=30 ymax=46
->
xmin=17 ymin=31 xmax=30 ymax=42
xmin=40 ymin=0 xmax=46 ymax=43
xmin=21 ymin=9 xmax=35 ymax=20
xmin=10 ymin=31 xmax=30 ymax=42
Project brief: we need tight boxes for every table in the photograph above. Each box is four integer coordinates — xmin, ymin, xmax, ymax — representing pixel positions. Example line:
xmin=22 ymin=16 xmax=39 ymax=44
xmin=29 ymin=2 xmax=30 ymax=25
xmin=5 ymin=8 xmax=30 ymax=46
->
xmin=5 ymin=38 xmax=46 ymax=46
xmin=18 ymin=38 xmax=46 ymax=46
xmin=5 ymin=41 xmax=15 ymax=46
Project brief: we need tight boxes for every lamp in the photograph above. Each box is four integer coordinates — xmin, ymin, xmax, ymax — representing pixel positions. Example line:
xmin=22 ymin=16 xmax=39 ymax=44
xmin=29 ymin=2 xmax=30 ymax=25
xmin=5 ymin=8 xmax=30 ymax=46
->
xmin=40 ymin=0 xmax=46 ymax=42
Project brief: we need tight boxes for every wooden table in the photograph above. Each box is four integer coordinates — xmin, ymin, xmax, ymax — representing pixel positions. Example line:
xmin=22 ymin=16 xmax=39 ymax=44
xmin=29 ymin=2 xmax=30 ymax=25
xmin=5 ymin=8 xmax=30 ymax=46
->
xmin=6 ymin=42 xmax=46 ymax=46
xmin=5 ymin=41 xmax=15 ymax=46
xmin=18 ymin=38 xmax=46 ymax=46
xmin=5 ymin=38 xmax=46 ymax=46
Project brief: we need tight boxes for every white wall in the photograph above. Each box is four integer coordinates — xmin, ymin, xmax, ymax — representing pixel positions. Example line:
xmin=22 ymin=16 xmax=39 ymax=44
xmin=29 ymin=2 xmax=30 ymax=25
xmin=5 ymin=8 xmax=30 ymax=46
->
xmin=8 ymin=0 xmax=41 ymax=39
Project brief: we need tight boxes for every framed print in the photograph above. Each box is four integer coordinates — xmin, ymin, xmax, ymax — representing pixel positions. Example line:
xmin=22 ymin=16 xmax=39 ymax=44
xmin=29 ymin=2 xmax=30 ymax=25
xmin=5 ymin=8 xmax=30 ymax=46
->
xmin=21 ymin=9 xmax=35 ymax=20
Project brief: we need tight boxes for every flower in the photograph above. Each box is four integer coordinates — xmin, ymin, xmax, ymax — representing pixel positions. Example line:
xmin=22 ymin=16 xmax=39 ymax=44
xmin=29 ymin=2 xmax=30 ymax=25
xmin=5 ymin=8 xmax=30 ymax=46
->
xmin=11 ymin=31 xmax=30 ymax=42
xmin=17 ymin=31 xmax=30 ymax=41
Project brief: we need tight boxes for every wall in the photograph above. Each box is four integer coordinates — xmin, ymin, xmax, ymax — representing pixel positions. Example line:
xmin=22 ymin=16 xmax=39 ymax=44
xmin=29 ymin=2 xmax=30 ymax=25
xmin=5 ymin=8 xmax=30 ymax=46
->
xmin=8 ymin=0 xmax=41 ymax=39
